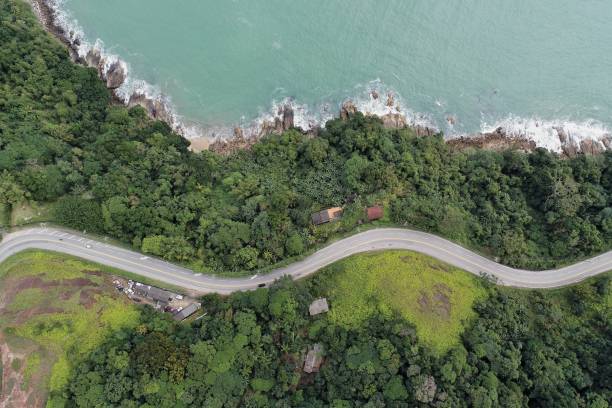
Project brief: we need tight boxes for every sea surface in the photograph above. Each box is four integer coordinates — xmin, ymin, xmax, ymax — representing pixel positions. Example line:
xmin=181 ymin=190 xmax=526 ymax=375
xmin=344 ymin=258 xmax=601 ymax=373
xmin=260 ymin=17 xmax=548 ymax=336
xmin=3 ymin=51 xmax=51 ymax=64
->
xmin=53 ymin=0 xmax=612 ymax=148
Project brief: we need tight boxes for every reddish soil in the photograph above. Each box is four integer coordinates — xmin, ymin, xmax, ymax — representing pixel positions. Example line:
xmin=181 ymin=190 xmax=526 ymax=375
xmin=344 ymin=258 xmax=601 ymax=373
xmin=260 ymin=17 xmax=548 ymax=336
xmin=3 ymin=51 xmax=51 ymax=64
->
xmin=0 ymin=336 xmax=45 ymax=408
xmin=79 ymin=288 xmax=103 ymax=309
xmin=15 ymin=276 xmax=95 ymax=291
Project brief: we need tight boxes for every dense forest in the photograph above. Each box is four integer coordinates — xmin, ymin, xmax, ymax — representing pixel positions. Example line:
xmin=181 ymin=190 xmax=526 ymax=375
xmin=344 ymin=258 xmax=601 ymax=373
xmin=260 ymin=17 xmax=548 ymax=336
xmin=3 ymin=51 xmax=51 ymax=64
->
xmin=53 ymin=273 xmax=611 ymax=407
xmin=3 ymin=1 xmax=612 ymax=273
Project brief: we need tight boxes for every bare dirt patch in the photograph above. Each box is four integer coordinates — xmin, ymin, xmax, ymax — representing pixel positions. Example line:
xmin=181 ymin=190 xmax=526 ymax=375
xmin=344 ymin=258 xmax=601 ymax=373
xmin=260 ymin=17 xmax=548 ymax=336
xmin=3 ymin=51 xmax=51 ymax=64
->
xmin=428 ymin=261 xmax=452 ymax=273
xmin=13 ymin=307 xmax=64 ymax=326
xmin=0 ymin=336 xmax=46 ymax=408
xmin=79 ymin=288 xmax=103 ymax=309
xmin=418 ymin=284 xmax=452 ymax=320
xmin=14 ymin=276 xmax=96 ymax=291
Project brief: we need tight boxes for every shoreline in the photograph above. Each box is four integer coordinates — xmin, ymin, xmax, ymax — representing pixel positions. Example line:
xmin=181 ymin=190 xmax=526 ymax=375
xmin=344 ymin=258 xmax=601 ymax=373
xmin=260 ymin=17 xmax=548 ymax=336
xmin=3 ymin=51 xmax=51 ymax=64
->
xmin=27 ymin=0 xmax=612 ymax=157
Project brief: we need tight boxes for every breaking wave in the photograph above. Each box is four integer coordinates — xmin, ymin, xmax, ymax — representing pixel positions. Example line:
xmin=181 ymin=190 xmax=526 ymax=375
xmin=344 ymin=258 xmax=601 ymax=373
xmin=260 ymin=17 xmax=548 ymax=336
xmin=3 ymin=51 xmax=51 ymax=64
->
xmin=34 ymin=0 xmax=612 ymax=153
xmin=481 ymin=116 xmax=611 ymax=152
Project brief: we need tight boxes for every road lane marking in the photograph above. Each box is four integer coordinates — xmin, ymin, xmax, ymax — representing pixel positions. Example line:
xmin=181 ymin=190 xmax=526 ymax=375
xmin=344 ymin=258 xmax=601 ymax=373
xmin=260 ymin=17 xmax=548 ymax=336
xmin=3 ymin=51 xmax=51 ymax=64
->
xmin=3 ymin=229 xmax=612 ymax=292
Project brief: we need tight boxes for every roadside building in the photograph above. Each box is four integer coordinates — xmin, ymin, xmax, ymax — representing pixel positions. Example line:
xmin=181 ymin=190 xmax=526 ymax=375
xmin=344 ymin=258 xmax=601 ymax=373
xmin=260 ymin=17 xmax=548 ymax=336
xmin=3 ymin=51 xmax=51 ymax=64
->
xmin=366 ymin=205 xmax=384 ymax=221
xmin=309 ymin=298 xmax=329 ymax=316
xmin=311 ymin=207 xmax=343 ymax=225
xmin=133 ymin=283 xmax=176 ymax=303
xmin=173 ymin=303 xmax=202 ymax=321
xmin=303 ymin=343 xmax=324 ymax=373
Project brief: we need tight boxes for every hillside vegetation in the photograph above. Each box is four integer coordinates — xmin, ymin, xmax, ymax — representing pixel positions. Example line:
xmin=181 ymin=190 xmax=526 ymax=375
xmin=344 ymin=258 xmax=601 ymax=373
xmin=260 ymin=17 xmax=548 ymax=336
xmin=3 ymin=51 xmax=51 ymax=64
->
xmin=317 ymin=251 xmax=486 ymax=353
xmin=3 ymin=1 xmax=612 ymax=276
xmin=56 ymin=255 xmax=612 ymax=407
xmin=0 ymin=250 xmax=609 ymax=407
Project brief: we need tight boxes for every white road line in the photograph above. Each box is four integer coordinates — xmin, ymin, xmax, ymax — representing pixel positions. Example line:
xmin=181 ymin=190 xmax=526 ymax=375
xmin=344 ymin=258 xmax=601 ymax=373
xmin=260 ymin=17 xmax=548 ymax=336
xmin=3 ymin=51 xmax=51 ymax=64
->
xmin=2 ymin=228 xmax=612 ymax=292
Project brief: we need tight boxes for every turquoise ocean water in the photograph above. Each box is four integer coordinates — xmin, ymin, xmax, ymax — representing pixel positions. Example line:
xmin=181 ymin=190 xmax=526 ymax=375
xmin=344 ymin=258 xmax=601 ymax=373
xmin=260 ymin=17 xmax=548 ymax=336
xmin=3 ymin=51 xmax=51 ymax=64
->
xmin=52 ymin=0 xmax=612 ymax=148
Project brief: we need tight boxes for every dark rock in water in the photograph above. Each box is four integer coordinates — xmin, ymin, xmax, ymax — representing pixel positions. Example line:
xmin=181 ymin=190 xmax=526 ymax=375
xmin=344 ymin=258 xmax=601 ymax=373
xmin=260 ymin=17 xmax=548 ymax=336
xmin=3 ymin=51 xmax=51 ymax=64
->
xmin=282 ymin=105 xmax=294 ymax=131
xmin=601 ymin=134 xmax=612 ymax=149
xmin=386 ymin=93 xmax=395 ymax=107
xmin=370 ymin=90 xmax=379 ymax=100
xmin=85 ymin=48 xmax=102 ymax=69
xmin=104 ymin=61 xmax=126 ymax=89
xmin=340 ymin=101 xmax=357 ymax=120
xmin=554 ymin=126 xmax=568 ymax=144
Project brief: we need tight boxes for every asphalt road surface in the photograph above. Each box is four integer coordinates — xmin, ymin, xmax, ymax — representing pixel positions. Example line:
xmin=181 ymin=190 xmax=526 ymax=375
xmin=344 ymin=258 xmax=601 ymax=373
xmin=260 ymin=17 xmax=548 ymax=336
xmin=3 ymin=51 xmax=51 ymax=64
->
xmin=1 ymin=227 xmax=611 ymax=294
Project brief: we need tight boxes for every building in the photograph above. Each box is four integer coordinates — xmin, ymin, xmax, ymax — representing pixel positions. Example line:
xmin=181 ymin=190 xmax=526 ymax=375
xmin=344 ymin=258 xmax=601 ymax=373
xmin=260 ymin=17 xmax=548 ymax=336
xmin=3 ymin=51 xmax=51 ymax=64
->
xmin=309 ymin=298 xmax=329 ymax=316
xmin=311 ymin=207 xmax=343 ymax=225
xmin=173 ymin=303 xmax=202 ymax=321
xmin=366 ymin=205 xmax=384 ymax=221
xmin=132 ymin=283 xmax=176 ymax=303
xmin=303 ymin=343 xmax=324 ymax=373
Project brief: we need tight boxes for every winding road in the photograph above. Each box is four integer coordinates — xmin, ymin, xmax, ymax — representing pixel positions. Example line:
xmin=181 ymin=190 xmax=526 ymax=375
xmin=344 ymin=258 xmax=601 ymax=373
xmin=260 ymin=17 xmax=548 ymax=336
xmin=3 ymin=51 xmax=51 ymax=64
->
xmin=1 ymin=227 xmax=610 ymax=294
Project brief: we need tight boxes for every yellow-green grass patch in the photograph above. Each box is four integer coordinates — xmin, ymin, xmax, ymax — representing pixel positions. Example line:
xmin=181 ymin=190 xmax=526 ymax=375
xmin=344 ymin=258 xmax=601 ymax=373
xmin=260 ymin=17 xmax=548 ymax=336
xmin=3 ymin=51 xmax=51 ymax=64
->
xmin=10 ymin=201 xmax=54 ymax=227
xmin=321 ymin=250 xmax=487 ymax=354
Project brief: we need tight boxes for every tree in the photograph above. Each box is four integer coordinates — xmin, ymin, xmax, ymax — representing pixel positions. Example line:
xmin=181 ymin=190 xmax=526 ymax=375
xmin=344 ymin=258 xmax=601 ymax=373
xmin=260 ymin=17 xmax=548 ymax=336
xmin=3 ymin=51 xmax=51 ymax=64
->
xmin=0 ymin=171 xmax=26 ymax=206
xmin=54 ymin=196 xmax=103 ymax=232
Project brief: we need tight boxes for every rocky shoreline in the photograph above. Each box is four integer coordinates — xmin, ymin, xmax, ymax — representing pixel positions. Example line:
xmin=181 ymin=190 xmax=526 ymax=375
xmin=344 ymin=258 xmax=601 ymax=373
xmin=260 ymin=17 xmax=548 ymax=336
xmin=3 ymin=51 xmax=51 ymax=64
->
xmin=28 ymin=0 xmax=611 ymax=158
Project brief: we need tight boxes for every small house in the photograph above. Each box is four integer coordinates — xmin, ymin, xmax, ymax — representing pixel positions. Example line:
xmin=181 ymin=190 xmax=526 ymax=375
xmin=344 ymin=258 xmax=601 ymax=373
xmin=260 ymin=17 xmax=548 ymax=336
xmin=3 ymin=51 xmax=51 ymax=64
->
xmin=312 ymin=207 xmax=343 ymax=225
xmin=366 ymin=205 xmax=384 ymax=221
xmin=173 ymin=303 xmax=202 ymax=321
xmin=309 ymin=298 xmax=329 ymax=316
xmin=133 ymin=283 xmax=176 ymax=303
xmin=304 ymin=343 xmax=324 ymax=373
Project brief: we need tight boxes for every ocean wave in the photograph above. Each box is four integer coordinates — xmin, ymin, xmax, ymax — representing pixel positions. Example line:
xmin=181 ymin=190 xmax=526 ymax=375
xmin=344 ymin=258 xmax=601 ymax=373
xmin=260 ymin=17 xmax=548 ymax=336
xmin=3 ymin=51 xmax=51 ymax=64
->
xmin=481 ymin=116 xmax=611 ymax=152
xmin=35 ymin=1 xmax=612 ymax=154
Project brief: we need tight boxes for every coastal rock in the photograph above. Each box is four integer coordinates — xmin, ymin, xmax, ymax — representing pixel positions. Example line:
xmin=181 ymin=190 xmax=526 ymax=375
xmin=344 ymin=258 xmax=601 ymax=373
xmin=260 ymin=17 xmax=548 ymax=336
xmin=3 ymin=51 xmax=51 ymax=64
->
xmin=282 ymin=105 xmax=294 ymax=131
xmin=601 ymin=134 xmax=612 ymax=149
xmin=104 ymin=61 xmax=127 ymax=89
xmin=340 ymin=101 xmax=357 ymax=120
xmin=579 ymin=139 xmax=604 ymax=156
xmin=386 ymin=92 xmax=395 ymax=107
xmin=413 ymin=125 xmax=437 ymax=137
xmin=447 ymin=127 xmax=536 ymax=152
xmin=85 ymin=48 xmax=102 ymax=69
xmin=233 ymin=127 xmax=244 ymax=140
xmin=381 ymin=113 xmax=407 ymax=129
xmin=127 ymin=92 xmax=171 ymax=123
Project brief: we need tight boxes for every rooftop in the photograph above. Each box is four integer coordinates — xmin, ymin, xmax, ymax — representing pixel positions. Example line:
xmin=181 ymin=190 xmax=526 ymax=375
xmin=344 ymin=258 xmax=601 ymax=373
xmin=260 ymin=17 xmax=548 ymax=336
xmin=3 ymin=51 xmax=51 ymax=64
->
xmin=173 ymin=303 xmax=201 ymax=321
xmin=312 ymin=207 xmax=343 ymax=225
xmin=304 ymin=343 xmax=324 ymax=373
xmin=309 ymin=298 xmax=329 ymax=316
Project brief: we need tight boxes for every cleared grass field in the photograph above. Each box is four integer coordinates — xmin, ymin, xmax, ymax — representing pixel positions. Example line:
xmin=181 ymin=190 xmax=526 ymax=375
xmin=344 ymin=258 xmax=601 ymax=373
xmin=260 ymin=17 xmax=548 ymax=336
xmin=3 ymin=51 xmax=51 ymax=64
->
xmin=9 ymin=201 xmax=54 ymax=227
xmin=316 ymin=250 xmax=487 ymax=354
xmin=0 ymin=251 xmax=141 ymax=407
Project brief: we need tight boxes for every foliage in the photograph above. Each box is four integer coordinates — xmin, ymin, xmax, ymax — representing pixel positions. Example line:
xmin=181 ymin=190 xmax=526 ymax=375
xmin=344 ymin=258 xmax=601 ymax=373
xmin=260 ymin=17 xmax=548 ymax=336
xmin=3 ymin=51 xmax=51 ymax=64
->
xmin=318 ymin=250 xmax=486 ymax=353
xmin=57 ymin=263 xmax=611 ymax=407
xmin=4 ymin=0 xmax=612 ymax=275
xmin=53 ymin=196 xmax=103 ymax=232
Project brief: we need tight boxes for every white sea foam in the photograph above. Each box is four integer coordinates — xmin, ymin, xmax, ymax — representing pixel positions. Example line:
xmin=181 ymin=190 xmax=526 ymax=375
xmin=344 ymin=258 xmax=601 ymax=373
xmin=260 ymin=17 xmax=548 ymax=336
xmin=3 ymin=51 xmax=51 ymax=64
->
xmin=482 ymin=116 xmax=611 ymax=152
xmin=36 ymin=1 xmax=611 ymax=153
xmin=42 ymin=0 xmax=184 ymax=132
